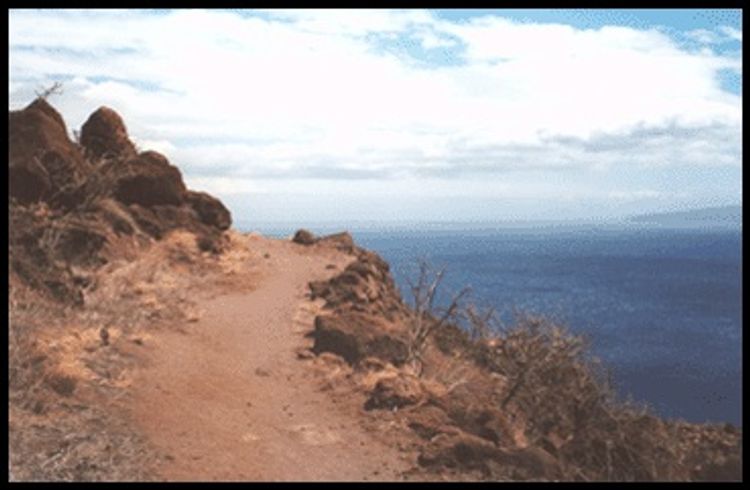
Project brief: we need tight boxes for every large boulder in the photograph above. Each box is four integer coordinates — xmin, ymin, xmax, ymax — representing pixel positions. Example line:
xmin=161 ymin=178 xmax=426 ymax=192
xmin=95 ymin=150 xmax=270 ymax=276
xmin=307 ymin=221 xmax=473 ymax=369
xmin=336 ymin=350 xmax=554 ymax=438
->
xmin=312 ymin=312 xmax=409 ymax=366
xmin=79 ymin=106 xmax=137 ymax=160
xmin=9 ymin=99 xmax=87 ymax=204
xmin=114 ymin=151 xmax=187 ymax=207
xmin=186 ymin=190 xmax=232 ymax=230
xmin=292 ymin=229 xmax=316 ymax=245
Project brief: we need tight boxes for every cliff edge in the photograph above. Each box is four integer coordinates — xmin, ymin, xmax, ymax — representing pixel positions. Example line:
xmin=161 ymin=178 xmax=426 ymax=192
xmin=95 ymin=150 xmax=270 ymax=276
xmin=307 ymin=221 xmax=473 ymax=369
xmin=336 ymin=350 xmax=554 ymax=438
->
xmin=8 ymin=101 xmax=742 ymax=482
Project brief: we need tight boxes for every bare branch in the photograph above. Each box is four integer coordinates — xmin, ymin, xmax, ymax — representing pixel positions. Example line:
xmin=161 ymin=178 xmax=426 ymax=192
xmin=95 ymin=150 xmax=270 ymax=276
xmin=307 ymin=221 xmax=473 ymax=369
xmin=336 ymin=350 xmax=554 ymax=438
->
xmin=35 ymin=81 xmax=64 ymax=100
xmin=405 ymin=261 xmax=472 ymax=376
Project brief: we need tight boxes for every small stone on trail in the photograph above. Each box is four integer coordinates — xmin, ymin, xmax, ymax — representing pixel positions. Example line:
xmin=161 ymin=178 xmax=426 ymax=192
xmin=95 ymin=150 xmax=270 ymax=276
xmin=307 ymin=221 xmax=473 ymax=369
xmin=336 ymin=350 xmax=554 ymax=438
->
xmin=296 ymin=348 xmax=315 ymax=360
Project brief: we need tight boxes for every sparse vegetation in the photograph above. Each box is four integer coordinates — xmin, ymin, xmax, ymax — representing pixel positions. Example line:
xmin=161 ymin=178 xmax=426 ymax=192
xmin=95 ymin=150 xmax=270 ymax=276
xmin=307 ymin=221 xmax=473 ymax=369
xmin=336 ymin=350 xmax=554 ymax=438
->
xmin=400 ymin=262 xmax=742 ymax=481
xmin=9 ymin=95 xmax=740 ymax=481
xmin=34 ymin=81 xmax=64 ymax=100
xmin=405 ymin=261 xmax=470 ymax=376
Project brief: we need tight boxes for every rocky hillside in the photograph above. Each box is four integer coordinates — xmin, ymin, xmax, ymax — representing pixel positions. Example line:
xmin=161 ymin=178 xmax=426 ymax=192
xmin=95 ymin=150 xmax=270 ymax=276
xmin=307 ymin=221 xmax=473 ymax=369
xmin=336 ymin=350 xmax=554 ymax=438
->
xmin=9 ymin=98 xmax=232 ymax=306
xmin=8 ymin=100 xmax=742 ymax=482
xmin=293 ymin=230 xmax=743 ymax=482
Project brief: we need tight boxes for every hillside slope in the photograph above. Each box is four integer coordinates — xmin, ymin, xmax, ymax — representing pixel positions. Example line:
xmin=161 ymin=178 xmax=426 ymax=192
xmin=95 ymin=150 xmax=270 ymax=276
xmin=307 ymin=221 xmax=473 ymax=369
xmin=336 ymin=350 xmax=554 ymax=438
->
xmin=8 ymin=100 xmax=742 ymax=482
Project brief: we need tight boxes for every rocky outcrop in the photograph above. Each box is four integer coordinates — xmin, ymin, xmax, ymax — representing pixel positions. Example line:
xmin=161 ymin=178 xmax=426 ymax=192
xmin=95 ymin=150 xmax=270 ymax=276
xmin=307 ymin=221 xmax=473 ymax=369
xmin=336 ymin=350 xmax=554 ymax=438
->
xmin=186 ymin=191 xmax=232 ymax=231
xmin=309 ymin=234 xmax=413 ymax=371
xmin=113 ymin=151 xmax=186 ymax=207
xmin=9 ymin=99 xmax=87 ymax=204
xmin=8 ymin=99 xmax=233 ymax=304
xmin=312 ymin=313 xmax=408 ymax=366
xmin=292 ymin=229 xmax=317 ymax=245
xmin=310 ymin=246 xmax=409 ymax=322
xmin=79 ymin=106 xmax=137 ymax=160
xmin=299 ymin=217 xmax=743 ymax=482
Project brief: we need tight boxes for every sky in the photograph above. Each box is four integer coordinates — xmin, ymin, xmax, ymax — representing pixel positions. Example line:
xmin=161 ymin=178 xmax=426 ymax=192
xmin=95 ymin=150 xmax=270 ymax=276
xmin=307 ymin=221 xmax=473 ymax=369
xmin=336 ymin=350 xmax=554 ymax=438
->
xmin=8 ymin=9 xmax=743 ymax=225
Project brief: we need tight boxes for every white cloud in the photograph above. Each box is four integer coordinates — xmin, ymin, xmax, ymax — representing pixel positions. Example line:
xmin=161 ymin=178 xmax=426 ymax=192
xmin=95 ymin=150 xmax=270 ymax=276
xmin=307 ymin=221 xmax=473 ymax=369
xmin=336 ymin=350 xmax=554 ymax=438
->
xmin=414 ymin=29 xmax=457 ymax=49
xmin=607 ymin=189 xmax=662 ymax=201
xmin=720 ymin=26 xmax=742 ymax=42
xmin=7 ymin=9 xmax=742 ymax=220
xmin=685 ymin=26 xmax=742 ymax=45
xmin=183 ymin=176 xmax=271 ymax=196
xmin=686 ymin=28 xmax=722 ymax=44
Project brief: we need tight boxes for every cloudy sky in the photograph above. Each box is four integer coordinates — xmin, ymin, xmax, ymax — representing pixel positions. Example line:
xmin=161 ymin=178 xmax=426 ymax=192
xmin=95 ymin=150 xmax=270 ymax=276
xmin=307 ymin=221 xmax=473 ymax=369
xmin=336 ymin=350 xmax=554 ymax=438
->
xmin=9 ymin=9 xmax=742 ymax=226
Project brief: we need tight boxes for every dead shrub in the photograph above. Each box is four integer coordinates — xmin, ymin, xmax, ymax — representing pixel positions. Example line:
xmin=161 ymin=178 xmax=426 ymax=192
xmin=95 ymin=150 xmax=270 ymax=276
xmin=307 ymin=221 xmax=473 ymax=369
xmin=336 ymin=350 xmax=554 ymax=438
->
xmin=400 ymin=261 xmax=738 ymax=481
xmin=405 ymin=261 xmax=470 ymax=376
xmin=468 ymin=311 xmax=690 ymax=481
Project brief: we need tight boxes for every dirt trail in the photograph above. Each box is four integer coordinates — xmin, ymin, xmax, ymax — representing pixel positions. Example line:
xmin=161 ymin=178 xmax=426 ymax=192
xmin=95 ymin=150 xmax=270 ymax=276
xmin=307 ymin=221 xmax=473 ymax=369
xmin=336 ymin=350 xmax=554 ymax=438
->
xmin=127 ymin=238 xmax=410 ymax=481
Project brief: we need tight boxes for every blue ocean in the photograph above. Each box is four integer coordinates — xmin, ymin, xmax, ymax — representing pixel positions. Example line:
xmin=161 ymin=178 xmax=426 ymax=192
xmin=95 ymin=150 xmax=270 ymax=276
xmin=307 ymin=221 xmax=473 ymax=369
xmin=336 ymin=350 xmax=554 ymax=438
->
xmin=250 ymin=223 xmax=742 ymax=426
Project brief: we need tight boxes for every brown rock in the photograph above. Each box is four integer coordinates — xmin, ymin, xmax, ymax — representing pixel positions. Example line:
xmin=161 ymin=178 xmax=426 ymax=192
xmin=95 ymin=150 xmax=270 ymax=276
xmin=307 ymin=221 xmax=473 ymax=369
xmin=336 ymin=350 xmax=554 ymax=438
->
xmin=312 ymin=312 xmax=408 ymax=366
xmin=26 ymin=97 xmax=67 ymax=130
xmin=151 ymin=203 xmax=201 ymax=230
xmin=8 ymin=99 xmax=236 ymax=305
xmin=114 ymin=151 xmax=187 ymax=207
xmin=310 ymin=251 xmax=407 ymax=322
xmin=9 ymin=156 xmax=51 ymax=204
xmin=186 ymin=190 xmax=232 ymax=230
xmin=364 ymin=373 xmax=424 ymax=410
xmin=9 ymin=99 xmax=87 ymax=204
xmin=292 ymin=229 xmax=317 ymax=245
xmin=79 ymin=106 xmax=137 ymax=160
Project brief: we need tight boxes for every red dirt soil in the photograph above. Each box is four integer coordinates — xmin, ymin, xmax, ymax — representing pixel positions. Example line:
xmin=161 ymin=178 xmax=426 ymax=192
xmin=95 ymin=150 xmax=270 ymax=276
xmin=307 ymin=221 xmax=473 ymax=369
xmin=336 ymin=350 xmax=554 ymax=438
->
xmin=128 ymin=237 xmax=411 ymax=481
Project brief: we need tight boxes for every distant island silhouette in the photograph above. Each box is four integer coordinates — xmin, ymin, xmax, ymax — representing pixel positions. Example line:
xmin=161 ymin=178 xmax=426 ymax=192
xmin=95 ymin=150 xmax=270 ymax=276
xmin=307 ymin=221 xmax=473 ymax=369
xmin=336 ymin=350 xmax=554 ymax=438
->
xmin=629 ymin=205 xmax=741 ymax=228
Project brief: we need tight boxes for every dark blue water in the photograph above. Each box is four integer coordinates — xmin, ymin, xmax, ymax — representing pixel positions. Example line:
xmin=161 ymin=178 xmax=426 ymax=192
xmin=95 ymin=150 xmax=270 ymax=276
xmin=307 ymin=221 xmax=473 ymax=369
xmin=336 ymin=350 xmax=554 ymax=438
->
xmin=252 ymin=224 xmax=743 ymax=425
